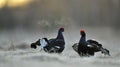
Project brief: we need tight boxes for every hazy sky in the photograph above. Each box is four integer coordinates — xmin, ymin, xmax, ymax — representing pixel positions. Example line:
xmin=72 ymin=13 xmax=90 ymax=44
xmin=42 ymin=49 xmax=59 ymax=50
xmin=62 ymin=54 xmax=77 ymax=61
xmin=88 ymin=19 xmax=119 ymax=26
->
xmin=0 ymin=0 xmax=120 ymax=29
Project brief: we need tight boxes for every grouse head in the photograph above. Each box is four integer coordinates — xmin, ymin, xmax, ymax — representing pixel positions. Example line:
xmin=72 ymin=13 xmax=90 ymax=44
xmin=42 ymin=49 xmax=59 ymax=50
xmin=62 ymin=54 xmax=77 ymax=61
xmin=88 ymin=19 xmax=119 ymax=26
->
xmin=80 ymin=29 xmax=86 ymax=36
xmin=59 ymin=27 xmax=64 ymax=32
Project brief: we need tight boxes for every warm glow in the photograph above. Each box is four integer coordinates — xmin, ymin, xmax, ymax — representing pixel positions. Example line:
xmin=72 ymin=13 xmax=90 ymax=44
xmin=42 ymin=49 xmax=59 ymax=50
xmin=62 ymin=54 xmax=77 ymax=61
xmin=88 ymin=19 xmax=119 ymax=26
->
xmin=0 ymin=0 xmax=6 ymax=8
xmin=0 ymin=0 xmax=32 ymax=8
xmin=8 ymin=0 xmax=31 ymax=8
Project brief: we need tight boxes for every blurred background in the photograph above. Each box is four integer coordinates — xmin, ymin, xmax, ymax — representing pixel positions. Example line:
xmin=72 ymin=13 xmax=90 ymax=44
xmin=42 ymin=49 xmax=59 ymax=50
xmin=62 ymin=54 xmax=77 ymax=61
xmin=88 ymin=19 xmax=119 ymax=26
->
xmin=0 ymin=0 xmax=120 ymax=30
xmin=0 ymin=0 xmax=120 ymax=67
xmin=0 ymin=0 xmax=120 ymax=50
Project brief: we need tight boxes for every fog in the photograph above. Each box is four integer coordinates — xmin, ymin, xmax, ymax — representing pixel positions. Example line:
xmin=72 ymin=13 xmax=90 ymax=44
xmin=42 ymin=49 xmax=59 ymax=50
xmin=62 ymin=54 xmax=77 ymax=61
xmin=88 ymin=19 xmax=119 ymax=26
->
xmin=0 ymin=0 xmax=120 ymax=49
xmin=0 ymin=0 xmax=120 ymax=67
xmin=0 ymin=0 xmax=120 ymax=29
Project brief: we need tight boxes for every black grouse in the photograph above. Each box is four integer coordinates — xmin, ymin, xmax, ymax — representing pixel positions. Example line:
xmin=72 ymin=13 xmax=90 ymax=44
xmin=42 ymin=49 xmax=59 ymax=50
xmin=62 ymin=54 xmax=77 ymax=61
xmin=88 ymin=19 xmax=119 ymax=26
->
xmin=31 ymin=27 xmax=65 ymax=53
xmin=72 ymin=29 xmax=110 ymax=56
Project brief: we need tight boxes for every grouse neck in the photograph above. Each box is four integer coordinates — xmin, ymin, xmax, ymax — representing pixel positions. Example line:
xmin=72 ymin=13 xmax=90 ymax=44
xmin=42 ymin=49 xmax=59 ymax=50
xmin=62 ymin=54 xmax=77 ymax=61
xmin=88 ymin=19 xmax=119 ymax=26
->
xmin=79 ymin=34 xmax=86 ymax=44
xmin=56 ymin=30 xmax=64 ymax=39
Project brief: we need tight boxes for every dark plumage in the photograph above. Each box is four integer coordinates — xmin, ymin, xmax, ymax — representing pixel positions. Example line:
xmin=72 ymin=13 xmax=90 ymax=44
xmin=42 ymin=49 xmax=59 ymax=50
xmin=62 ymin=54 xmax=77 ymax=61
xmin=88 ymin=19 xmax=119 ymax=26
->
xmin=31 ymin=39 xmax=40 ymax=49
xmin=72 ymin=30 xmax=110 ymax=56
xmin=44 ymin=27 xmax=65 ymax=53
xmin=30 ymin=27 xmax=65 ymax=53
